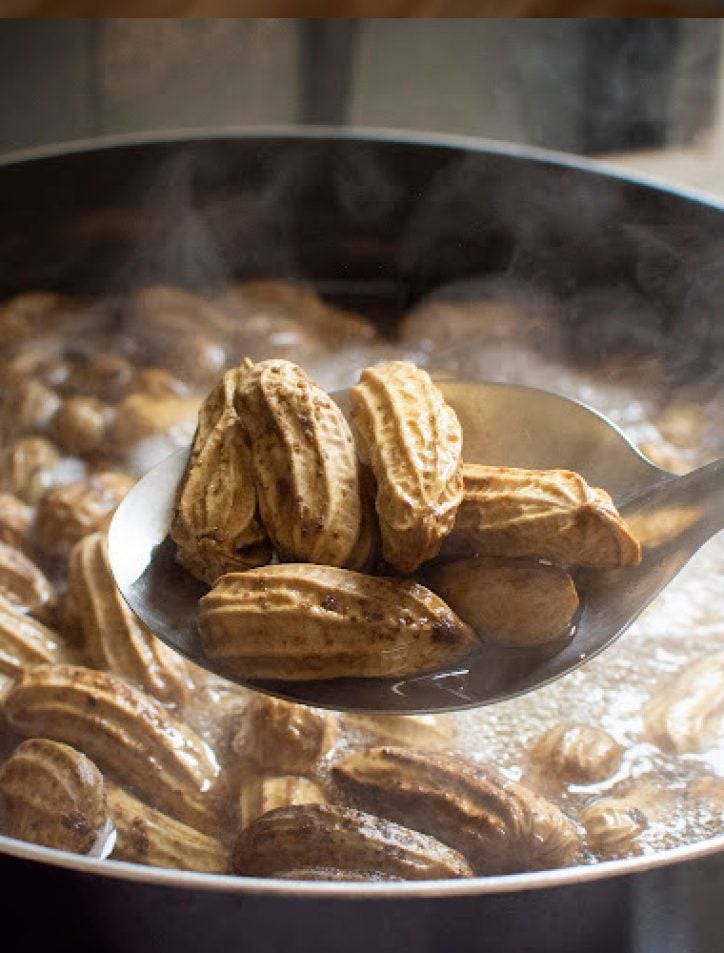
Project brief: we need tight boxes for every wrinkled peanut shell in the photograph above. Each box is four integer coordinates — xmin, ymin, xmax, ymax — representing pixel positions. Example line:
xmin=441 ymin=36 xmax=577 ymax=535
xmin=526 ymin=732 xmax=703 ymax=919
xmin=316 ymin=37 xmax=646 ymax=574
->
xmin=199 ymin=564 xmax=478 ymax=681
xmin=349 ymin=361 xmax=463 ymax=573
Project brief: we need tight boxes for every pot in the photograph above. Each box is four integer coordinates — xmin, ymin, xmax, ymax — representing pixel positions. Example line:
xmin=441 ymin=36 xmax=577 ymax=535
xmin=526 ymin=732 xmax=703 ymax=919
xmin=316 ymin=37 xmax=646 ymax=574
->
xmin=0 ymin=129 xmax=721 ymax=953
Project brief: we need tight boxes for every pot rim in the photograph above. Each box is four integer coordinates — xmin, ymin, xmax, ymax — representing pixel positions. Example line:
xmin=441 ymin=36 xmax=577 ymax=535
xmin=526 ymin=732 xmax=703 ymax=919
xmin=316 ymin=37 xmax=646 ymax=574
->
xmin=1 ymin=123 xmax=724 ymax=215
xmin=0 ymin=125 xmax=721 ymax=897
xmin=0 ymin=829 xmax=722 ymax=898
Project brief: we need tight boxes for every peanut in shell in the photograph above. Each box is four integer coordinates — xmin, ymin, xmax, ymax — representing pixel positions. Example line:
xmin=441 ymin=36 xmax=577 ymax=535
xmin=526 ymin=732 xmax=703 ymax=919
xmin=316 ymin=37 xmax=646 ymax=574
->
xmin=198 ymin=564 xmax=478 ymax=681
xmin=425 ymin=555 xmax=579 ymax=646
xmin=0 ymin=594 xmax=65 ymax=678
xmin=107 ymin=782 xmax=229 ymax=873
xmin=332 ymin=746 xmax=582 ymax=875
xmin=232 ymin=803 xmax=473 ymax=880
xmin=0 ymin=738 xmax=108 ymax=854
xmin=68 ymin=532 xmax=191 ymax=705
xmin=3 ymin=664 xmax=225 ymax=834
xmin=234 ymin=359 xmax=363 ymax=569
xmin=349 ymin=360 xmax=463 ymax=574
xmin=170 ymin=365 xmax=270 ymax=585
xmin=445 ymin=464 xmax=641 ymax=568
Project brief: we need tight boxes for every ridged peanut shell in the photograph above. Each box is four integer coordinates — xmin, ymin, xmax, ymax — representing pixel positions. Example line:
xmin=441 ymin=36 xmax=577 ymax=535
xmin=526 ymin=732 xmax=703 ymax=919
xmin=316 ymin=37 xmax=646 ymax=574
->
xmin=35 ymin=471 xmax=135 ymax=557
xmin=530 ymin=724 xmax=623 ymax=785
xmin=642 ymin=651 xmax=724 ymax=754
xmin=0 ymin=540 xmax=54 ymax=613
xmin=232 ymin=803 xmax=473 ymax=879
xmin=0 ymin=493 xmax=32 ymax=552
xmin=3 ymin=665 xmax=225 ymax=834
xmin=349 ymin=361 xmax=463 ymax=574
xmin=0 ymin=435 xmax=61 ymax=505
xmin=239 ymin=774 xmax=327 ymax=829
xmin=444 ymin=465 xmax=641 ymax=568
xmin=0 ymin=738 xmax=107 ymax=853
xmin=580 ymin=783 xmax=664 ymax=857
xmin=198 ymin=565 xmax=478 ymax=681
xmin=580 ymin=796 xmax=649 ymax=856
xmin=106 ymin=782 xmax=229 ymax=872
xmin=234 ymin=359 xmax=363 ymax=568
xmin=170 ymin=366 xmax=270 ymax=585
xmin=425 ymin=555 xmax=579 ymax=646
xmin=232 ymin=693 xmax=337 ymax=774
xmin=68 ymin=532 xmax=191 ymax=704
xmin=332 ymin=746 xmax=582 ymax=874
xmin=0 ymin=594 xmax=64 ymax=678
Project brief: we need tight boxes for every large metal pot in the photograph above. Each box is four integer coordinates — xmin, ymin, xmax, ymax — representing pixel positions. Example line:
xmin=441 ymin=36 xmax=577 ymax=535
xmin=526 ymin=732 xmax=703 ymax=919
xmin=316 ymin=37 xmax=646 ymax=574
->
xmin=0 ymin=130 xmax=721 ymax=953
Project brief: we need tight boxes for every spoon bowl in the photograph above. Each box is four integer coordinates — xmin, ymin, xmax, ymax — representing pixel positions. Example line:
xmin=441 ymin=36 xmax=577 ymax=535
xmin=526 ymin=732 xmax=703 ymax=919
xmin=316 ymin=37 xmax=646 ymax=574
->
xmin=108 ymin=381 xmax=723 ymax=713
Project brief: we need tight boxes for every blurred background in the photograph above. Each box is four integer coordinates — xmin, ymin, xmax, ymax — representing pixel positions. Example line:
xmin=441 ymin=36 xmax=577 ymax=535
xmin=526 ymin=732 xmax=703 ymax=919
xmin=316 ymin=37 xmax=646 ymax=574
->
xmin=0 ymin=19 xmax=723 ymax=181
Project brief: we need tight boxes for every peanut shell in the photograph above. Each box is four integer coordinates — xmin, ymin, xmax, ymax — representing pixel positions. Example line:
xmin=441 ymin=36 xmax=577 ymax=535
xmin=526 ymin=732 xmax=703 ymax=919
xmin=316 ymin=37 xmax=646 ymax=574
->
xmin=239 ymin=774 xmax=327 ymax=829
xmin=170 ymin=366 xmax=270 ymax=585
xmin=107 ymin=782 xmax=229 ymax=872
xmin=0 ymin=595 xmax=64 ymax=678
xmin=349 ymin=360 xmax=463 ymax=573
xmin=68 ymin=532 xmax=190 ymax=705
xmin=333 ymin=746 xmax=582 ymax=874
xmin=199 ymin=565 xmax=478 ymax=681
xmin=234 ymin=359 xmax=363 ymax=568
xmin=4 ymin=665 xmax=225 ymax=834
xmin=445 ymin=464 xmax=641 ymax=568
xmin=232 ymin=803 xmax=473 ymax=880
xmin=0 ymin=738 xmax=107 ymax=854
xmin=425 ymin=555 xmax=579 ymax=646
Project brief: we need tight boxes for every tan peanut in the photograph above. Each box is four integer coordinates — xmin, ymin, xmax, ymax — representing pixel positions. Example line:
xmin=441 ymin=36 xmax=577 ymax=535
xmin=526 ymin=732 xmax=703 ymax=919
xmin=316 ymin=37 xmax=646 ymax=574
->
xmin=0 ymin=595 xmax=64 ymax=678
xmin=0 ymin=738 xmax=107 ymax=854
xmin=425 ymin=555 xmax=579 ymax=646
xmin=107 ymin=782 xmax=229 ymax=873
xmin=232 ymin=693 xmax=337 ymax=775
xmin=199 ymin=565 xmax=478 ymax=681
xmin=68 ymin=532 xmax=190 ymax=705
xmin=0 ymin=436 xmax=62 ymax=505
xmin=530 ymin=724 xmax=623 ymax=785
xmin=0 ymin=493 xmax=32 ymax=552
xmin=222 ymin=280 xmax=376 ymax=349
xmin=109 ymin=393 xmax=199 ymax=453
xmin=239 ymin=774 xmax=327 ymax=829
xmin=34 ymin=471 xmax=135 ymax=557
xmin=170 ymin=366 xmax=270 ymax=585
xmin=232 ymin=803 xmax=473 ymax=880
xmin=333 ymin=746 xmax=582 ymax=875
xmin=60 ymin=353 xmax=134 ymax=404
xmin=0 ymin=541 xmax=54 ymax=613
xmin=126 ymin=287 xmax=230 ymax=388
xmin=349 ymin=361 xmax=463 ymax=573
xmin=445 ymin=464 xmax=641 ymax=568
xmin=3 ymin=665 xmax=225 ymax=834
xmin=580 ymin=784 xmax=663 ymax=857
xmin=0 ymin=377 xmax=61 ymax=444
xmin=234 ymin=358 xmax=363 ymax=568
xmin=51 ymin=396 xmax=113 ymax=457
xmin=643 ymin=651 xmax=724 ymax=754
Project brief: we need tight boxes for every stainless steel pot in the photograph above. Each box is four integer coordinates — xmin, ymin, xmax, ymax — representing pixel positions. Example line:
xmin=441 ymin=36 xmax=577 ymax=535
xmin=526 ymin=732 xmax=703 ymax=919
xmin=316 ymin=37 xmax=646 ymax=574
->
xmin=0 ymin=129 xmax=721 ymax=953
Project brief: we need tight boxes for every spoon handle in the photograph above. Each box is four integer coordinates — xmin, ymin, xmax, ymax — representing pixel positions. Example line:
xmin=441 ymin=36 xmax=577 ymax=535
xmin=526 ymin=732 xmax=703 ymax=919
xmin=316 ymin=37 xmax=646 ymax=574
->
xmin=669 ymin=457 xmax=724 ymax=527
xmin=624 ymin=456 xmax=724 ymax=549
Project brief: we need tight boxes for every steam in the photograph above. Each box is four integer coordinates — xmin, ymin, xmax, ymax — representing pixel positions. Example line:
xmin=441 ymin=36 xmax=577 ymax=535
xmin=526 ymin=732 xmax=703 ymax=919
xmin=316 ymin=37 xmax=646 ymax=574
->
xmin=92 ymin=133 xmax=724 ymax=471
